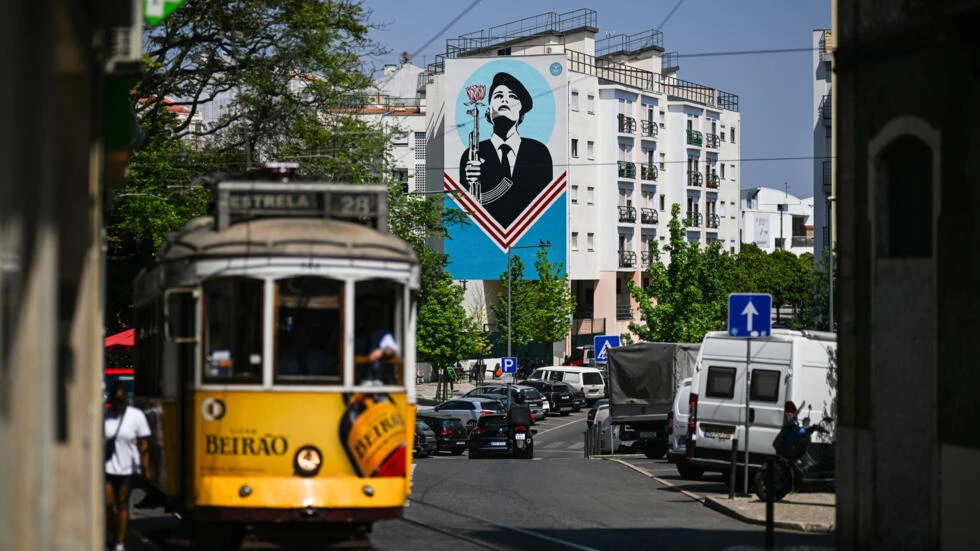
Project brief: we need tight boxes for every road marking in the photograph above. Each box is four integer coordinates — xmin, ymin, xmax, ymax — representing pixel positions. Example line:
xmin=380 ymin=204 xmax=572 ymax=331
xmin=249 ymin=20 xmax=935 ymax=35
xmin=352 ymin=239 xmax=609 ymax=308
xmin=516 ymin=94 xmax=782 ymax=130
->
xmin=409 ymin=498 xmax=600 ymax=551
xmin=533 ymin=416 xmax=585 ymax=436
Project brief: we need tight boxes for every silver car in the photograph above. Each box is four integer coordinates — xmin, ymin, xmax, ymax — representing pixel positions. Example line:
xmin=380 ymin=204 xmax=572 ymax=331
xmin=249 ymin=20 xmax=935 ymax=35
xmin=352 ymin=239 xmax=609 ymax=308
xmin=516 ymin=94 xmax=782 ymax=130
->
xmin=429 ymin=397 xmax=506 ymax=431
xmin=481 ymin=385 xmax=548 ymax=421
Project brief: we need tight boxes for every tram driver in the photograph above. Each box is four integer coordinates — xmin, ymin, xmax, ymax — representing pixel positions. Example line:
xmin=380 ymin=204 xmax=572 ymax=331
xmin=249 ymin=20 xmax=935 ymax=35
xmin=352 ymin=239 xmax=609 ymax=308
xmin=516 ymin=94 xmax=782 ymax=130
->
xmin=354 ymin=302 xmax=399 ymax=385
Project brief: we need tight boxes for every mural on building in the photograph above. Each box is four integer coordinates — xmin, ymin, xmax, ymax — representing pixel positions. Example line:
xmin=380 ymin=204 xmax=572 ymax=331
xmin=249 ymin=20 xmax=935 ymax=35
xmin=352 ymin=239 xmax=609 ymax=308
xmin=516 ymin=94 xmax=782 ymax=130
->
xmin=443 ymin=56 xmax=568 ymax=279
xmin=753 ymin=214 xmax=770 ymax=248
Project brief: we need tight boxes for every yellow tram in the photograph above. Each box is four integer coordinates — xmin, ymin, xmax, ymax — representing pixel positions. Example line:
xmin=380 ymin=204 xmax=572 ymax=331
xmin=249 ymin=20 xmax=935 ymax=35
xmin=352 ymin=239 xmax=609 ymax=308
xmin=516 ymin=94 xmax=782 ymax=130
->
xmin=132 ymin=165 xmax=419 ymax=544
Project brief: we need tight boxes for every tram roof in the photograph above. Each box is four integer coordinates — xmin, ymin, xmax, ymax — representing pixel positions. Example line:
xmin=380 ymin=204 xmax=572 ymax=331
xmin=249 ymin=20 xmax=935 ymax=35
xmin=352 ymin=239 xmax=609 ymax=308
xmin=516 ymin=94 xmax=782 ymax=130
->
xmin=154 ymin=216 xmax=418 ymax=264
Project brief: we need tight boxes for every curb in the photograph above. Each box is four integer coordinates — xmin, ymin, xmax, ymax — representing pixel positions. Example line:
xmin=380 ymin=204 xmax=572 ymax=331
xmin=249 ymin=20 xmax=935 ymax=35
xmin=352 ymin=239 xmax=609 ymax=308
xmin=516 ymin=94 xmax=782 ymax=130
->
xmin=604 ymin=458 xmax=835 ymax=534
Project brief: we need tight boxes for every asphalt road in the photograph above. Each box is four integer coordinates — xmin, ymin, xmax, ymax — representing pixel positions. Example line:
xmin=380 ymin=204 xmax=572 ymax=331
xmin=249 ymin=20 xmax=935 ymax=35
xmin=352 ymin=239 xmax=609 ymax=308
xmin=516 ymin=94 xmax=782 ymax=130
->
xmin=371 ymin=409 xmax=836 ymax=551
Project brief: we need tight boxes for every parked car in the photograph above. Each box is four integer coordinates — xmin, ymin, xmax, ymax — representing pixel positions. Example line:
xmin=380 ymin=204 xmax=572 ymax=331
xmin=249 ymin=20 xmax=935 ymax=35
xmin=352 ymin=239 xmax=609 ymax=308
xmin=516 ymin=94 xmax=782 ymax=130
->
xmin=481 ymin=385 xmax=548 ymax=421
xmin=587 ymin=398 xmax=609 ymax=429
xmin=564 ymin=345 xmax=594 ymax=367
xmin=468 ymin=414 xmax=534 ymax=459
xmin=416 ymin=412 xmax=469 ymax=455
xmin=464 ymin=394 xmax=537 ymax=425
xmin=414 ymin=420 xmax=438 ymax=458
xmin=527 ymin=366 xmax=606 ymax=405
xmin=520 ymin=380 xmax=576 ymax=415
xmin=594 ymin=402 xmax=640 ymax=454
xmin=666 ymin=377 xmax=704 ymax=479
xmin=462 ymin=384 xmax=507 ymax=398
xmin=427 ymin=397 xmax=506 ymax=431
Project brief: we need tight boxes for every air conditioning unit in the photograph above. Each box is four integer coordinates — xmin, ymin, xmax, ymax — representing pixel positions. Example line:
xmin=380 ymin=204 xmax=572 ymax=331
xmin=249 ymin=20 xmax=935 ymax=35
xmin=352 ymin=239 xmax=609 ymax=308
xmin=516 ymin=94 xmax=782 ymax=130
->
xmin=105 ymin=0 xmax=144 ymax=74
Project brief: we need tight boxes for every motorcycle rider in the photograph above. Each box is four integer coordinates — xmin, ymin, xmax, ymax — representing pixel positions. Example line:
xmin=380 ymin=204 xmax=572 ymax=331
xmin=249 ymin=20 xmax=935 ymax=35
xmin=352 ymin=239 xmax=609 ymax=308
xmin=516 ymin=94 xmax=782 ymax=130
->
xmin=508 ymin=391 xmax=532 ymax=429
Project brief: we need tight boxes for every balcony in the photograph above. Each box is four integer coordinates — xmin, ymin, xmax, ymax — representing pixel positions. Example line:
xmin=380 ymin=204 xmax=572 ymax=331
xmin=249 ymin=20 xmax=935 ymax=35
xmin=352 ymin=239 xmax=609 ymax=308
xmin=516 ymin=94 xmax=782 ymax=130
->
xmin=616 ymin=302 xmax=633 ymax=320
xmin=640 ymin=164 xmax=658 ymax=181
xmin=822 ymin=160 xmax=832 ymax=194
xmin=618 ymin=250 xmax=637 ymax=269
xmin=706 ymin=173 xmax=720 ymax=189
xmin=572 ymin=317 xmax=606 ymax=335
xmin=707 ymin=213 xmax=720 ymax=229
xmin=821 ymin=94 xmax=832 ymax=126
xmin=685 ymin=212 xmax=703 ymax=227
xmin=618 ymin=114 xmax=637 ymax=134
xmin=687 ymin=170 xmax=703 ymax=187
xmin=640 ymin=208 xmax=658 ymax=224
xmin=641 ymin=250 xmax=652 ymax=267
xmin=618 ymin=205 xmax=636 ymax=223
xmin=618 ymin=161 xmax=636 ymax=179
xmin=705 ymin=133 xmax=720 ymax=148
xmin=686 ymin=129 xmax=703 ymax=147
xmin=792 ymin=236 xmax=815 ymax=248
xmin=640 ymin=120 xmax=659 ymax=138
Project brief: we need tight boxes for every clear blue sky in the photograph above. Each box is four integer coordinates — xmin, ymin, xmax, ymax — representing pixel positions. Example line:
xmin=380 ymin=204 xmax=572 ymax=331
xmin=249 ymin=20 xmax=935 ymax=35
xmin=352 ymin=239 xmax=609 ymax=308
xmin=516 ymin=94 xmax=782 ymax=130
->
xmin=365 ymin=1 xmax=831 ymax=199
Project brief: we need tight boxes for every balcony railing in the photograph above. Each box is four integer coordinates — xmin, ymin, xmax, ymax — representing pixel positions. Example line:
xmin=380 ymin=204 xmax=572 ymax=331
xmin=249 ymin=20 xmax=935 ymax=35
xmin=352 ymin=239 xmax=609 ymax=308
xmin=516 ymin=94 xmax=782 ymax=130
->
xmin=618 ymin=205 xmax=636 ymax=223
xmin=686 ymin=129 xmax=702 ymax=146
xmin=792 ymin=236 xmax=815 ymax=248
xmin=821 ymin=94 xmax=832 ymax=126
xmin=687 ymin=170 xmax=703 ymax=187
xmin=705 ymin=133 xmax=720 ymax=148
xmin=640 ymin=164 xmax=658 ymax=181
xmin=618 ymin=161 xmax=636 ymax=178
xmin=822 ymin=160 xmax=832 ymax=194
xmin=640 ymin=250 xmax=652 ymax=267
xmin=640 ymin=120 xmax=659 ymax=138
xmin=616 ymin=302 xmax=633 ymax=320
xmin=618 ymin=250 xmax=637 ymax=268
xmin=685 ymin=212 xmax=703 ymax=227
xmin=640 ymin=208 xmax=658 ymax=224
xmin=572 ymin=317 xmax=606 ymax=335
xmin=707 ymin=213 xmax=720 ymax=229
xmin=706 ymin=173 xmax=720 ymax=188
xmin=618 ymin=114 xmax=637 ymax=134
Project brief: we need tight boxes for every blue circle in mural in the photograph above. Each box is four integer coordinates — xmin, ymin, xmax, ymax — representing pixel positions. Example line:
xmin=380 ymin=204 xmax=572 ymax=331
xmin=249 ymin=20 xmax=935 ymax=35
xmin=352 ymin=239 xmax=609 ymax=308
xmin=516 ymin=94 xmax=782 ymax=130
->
xmin=549 ymin=62 xmax=563 ymax=76
xmin=455 ymin=59 xmax=556 ymax=148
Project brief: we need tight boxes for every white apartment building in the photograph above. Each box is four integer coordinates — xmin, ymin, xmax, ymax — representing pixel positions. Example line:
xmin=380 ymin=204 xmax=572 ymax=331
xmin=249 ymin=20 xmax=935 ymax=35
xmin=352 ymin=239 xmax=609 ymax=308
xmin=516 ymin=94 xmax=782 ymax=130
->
xmin=369 ymin=62 xmax=427 ymax=193
xmin=421 ymin=9 xmax=741 ymax=341
xmin=812 ymin=28 xmax=833 ymax=260
xmin=740 ymin=187 xmax=814 ymax=255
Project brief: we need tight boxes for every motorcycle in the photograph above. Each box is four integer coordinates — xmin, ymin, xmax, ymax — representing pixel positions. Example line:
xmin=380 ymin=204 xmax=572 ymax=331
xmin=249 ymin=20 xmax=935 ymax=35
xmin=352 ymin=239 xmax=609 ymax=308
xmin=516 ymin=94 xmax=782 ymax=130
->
xmin=754 ymin=402 xmax=836 ymax=502
xmin=511 ymin=424 xmax=534 ymax=459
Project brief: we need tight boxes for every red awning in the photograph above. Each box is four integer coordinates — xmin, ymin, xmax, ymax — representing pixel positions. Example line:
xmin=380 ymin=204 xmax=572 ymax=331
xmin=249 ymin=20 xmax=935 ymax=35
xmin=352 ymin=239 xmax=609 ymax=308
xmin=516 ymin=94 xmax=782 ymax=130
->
xmin=104 ymin=328 xmax=134 ymax=353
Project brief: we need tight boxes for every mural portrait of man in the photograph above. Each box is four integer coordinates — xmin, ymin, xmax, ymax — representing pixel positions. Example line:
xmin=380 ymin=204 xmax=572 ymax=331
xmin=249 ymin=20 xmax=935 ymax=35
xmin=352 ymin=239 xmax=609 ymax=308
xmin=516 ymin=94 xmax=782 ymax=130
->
xmin=459 ymin=72 xmax=554 ymax=228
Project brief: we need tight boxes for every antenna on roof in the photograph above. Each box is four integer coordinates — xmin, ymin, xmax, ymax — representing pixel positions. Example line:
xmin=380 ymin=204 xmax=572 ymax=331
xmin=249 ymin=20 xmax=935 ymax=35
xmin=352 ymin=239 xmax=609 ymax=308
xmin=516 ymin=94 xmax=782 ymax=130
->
xmin=605 ymin=31 xmax=616 ymax=38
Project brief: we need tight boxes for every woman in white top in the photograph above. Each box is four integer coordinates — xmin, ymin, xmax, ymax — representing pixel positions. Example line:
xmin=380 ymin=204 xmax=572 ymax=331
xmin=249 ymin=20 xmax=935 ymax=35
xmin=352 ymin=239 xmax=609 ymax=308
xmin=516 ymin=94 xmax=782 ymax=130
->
xmin=104 ymin=381 xmax=151 ymax=551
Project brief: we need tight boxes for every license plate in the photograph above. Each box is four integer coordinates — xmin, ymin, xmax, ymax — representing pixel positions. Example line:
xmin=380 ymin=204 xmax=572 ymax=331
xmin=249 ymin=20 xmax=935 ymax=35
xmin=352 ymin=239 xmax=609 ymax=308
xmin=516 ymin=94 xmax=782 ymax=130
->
xmin=560 ymin=407 xmax=572 ymax=412
xmin=705 ymin=431 xmax=733 ymax=440
xmin=490 ymin=441 xmax=506 ymax=446
xmin=456 ymin=441 xmax=466 ymax=445
xmin=639 ymin=431 xmax=658 ymax=439
xmin=515 ymin=433 xmax=525 ymax=440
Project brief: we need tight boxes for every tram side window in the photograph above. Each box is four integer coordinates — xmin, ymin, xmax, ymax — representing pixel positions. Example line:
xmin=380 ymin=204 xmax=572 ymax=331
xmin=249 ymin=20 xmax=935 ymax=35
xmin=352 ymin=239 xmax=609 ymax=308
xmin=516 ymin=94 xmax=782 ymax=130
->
xmin=275 ymin=277 xmax=343 ymax=384
xmin=203 ymin=278 xmax=263 ymax=383
xmin=354 ymin=279 xmax=404 ymax=386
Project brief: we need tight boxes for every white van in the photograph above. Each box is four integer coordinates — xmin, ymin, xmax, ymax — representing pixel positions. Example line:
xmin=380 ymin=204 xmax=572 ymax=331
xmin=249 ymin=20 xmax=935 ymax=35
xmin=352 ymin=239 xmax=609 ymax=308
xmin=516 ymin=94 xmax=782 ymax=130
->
xmin=528 ymin=366 xmax=606 ymax=405
xmin=686 ymin=329 xmax=836 ymax=475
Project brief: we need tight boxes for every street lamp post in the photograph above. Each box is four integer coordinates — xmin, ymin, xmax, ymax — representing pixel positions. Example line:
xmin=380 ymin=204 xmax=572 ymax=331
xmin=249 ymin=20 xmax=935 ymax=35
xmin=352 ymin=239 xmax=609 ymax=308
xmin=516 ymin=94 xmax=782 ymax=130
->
xmin=827 ymin=195 xmax=836 ymax=331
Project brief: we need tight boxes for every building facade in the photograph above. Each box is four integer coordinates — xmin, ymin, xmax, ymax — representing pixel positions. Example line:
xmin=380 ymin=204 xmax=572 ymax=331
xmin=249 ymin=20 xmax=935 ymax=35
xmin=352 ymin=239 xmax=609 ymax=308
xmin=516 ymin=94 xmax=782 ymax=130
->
xmin=812 ymin=28 xmax=834 ymax=260
xmin=740 ymin=187 xmax=814 ymax=255
xmin=421 ymin=9 xmax=741 ymax=352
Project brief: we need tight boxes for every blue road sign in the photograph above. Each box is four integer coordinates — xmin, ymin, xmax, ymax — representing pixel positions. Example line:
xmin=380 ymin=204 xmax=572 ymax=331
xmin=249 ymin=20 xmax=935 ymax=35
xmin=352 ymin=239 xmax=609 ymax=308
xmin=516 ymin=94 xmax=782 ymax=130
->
xmin=594 ymin=335 xmax=621 ymax=364
xmin=728 ymin=293 xmax=772 ymax=338
xmin=501 ymin=357 xmax=518 ymax=374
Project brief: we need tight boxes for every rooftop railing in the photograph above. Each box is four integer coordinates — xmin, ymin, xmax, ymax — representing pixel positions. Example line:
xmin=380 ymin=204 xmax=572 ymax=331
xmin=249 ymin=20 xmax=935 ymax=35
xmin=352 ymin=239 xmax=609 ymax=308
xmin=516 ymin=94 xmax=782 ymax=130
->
xmin=596 ymin=29 xmax=664 ymax=57
xmin=662 ymin=51 xmax=679 ymax=73
xmin=446 ymin=9 xmax=597 ymax=57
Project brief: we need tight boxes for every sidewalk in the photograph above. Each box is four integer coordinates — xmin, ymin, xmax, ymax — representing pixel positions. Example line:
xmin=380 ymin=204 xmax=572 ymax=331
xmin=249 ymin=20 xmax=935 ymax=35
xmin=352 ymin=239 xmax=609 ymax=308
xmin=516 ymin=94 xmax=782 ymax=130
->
xmin=415 ymin=378 xmax=492 ymax=406
xmin=607 ymin=458 xmax=835 ymax=533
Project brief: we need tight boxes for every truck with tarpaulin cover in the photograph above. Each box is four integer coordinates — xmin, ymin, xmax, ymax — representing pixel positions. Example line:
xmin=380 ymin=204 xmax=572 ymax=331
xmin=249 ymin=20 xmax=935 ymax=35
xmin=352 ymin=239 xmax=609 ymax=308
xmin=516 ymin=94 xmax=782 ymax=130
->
xmin=606 ymin=342 xmax=699 ymax=458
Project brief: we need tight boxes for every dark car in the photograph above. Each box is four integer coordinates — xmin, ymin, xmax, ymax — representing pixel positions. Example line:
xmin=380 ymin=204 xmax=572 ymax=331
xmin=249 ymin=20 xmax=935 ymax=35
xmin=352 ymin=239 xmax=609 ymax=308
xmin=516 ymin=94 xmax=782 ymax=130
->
xmin=468 ymin=414 xmax=534 ymax=459
xmin=416 ymin=412 xmax=469 ymax=455
xmin=414 ymin=420 xmax=438 ymax=458
xmin=587 ymin=398 xmax=609 ymax=429
xmin=519 ymin=379 xmax=575 ymax=415
xmin=557 ymin=381 xmax=586 ymax=411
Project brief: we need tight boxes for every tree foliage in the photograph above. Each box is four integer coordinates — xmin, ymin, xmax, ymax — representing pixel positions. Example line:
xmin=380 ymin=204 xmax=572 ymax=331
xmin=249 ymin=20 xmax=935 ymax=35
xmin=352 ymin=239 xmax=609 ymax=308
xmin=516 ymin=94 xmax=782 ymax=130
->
xmin=527 ymin=249 xmax=576 ymax=346
xmin=416 ymin=271 xmax=482 ymax=370
xmin=491 ymin=255 xmax=535 ymax=350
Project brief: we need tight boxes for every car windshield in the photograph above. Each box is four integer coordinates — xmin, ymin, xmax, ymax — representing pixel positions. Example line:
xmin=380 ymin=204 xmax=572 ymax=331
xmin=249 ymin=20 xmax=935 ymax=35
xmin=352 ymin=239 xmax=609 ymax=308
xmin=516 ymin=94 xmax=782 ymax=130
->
xmin=522 ymin=388 xmax=542 ymax=399
xmin=583 ymin=372 xmax=603 ymax=385
xmin=481 ymin=401 xmax=504 ymax=411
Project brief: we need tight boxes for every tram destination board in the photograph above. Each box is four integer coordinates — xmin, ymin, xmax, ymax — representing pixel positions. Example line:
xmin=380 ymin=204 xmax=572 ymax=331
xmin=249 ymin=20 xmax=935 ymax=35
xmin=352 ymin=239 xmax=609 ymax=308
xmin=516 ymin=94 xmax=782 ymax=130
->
xmin=217 ymin=181 xmax=387 ymax=231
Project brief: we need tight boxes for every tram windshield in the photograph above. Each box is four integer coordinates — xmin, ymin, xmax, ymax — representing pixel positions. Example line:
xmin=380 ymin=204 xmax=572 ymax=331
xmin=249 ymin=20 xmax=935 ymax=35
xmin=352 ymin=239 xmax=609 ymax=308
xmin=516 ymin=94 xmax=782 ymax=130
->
xmin=275 ymin=276 xmax=343 ymax=384
xmin=354 ymin=279 xmax=403 ymax=386
xmin=203 ymin=278 xmax=264 ymax=382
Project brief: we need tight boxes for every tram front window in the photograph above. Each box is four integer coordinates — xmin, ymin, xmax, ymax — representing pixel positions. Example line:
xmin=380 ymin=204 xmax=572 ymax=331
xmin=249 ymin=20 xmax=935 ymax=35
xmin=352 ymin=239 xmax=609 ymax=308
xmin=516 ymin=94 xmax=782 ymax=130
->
xmin=354 ymin=279 xmax=403 ymax=386
xmin=203 ymin=278 xmax=263 ymax=382
xmin=276 ymin=277 xmax=342 ymax=384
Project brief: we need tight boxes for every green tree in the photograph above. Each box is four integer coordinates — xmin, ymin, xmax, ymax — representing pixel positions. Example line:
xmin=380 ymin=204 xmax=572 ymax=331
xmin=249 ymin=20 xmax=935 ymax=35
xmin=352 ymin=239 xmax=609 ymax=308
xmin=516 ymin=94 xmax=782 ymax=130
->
xmin=527 ymin=249 xmax=575 ymax=360
xmin=416 ymin=271 xmax=481 ymax=374
xmin=627 ymin=204 xmax=728 ymax=343
xmin=491 ymin=255 xmax=535 ymax=350
xmin=794 ymin=249 xmax=835 ymax=330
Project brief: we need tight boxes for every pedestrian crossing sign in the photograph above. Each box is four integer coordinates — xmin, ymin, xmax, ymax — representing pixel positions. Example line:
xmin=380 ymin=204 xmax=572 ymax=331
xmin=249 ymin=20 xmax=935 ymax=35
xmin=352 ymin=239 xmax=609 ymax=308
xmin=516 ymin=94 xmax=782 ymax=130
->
xmin=593 ymin=335 xmax=621 ymax=364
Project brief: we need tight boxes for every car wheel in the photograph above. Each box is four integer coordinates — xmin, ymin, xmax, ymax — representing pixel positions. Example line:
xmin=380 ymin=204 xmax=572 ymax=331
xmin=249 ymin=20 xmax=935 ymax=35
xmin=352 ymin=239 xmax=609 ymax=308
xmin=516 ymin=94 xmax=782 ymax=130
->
xmin=676 ymin=461 xmax=705 ymax=480
xmin=642 ymin=440 xmax=668 ymax=460
xmin=451 ymin=449 xmax=464 ymax=456
xmin=469 ymin=450 xmax=480 ymax=459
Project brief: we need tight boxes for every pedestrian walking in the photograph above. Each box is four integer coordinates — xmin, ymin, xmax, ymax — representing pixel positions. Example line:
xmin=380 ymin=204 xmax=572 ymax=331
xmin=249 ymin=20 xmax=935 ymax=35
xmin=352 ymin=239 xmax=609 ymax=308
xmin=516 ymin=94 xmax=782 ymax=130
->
xmin=104 ymin=382 xmax=152 ymax=551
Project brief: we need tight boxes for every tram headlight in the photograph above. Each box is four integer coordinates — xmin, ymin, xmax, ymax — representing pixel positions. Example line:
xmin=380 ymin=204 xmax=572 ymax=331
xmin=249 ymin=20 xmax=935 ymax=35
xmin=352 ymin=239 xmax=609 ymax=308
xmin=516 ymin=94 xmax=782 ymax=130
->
xmin=294 ymin=445 xmax=323 ymax=477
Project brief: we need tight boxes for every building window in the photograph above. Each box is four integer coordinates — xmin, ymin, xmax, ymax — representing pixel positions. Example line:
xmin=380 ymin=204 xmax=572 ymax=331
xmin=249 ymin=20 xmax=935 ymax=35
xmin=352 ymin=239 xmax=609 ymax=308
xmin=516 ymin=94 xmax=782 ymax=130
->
xmin=571 ymin=232 xmax=579 ymax=250
xmin=587 ymin=140 xmax=595 ymax=159
xmin=731 ymin=126 xmax=736 ymax=143
xmin=414 ymin=132 xmax=426 ymax=160
xmin=730 ymin=164 xmax=736 ymax=179
xmin=391 ymin=131 xmax=409 ymax=145
xmin=660 ymin=194 xmax=665 ymax=211
xmin=587 ymin=186 xmax=595 ymax=204
xmin=720 ymin=163 xmax=725 ymax=178
xmin=571 ymin=90 xmax=579 ymax=111
xmin=497 ymin=47 xmax=511 ymax=56
xmin=571 ymin=185 xmax=579 ymax=204
xmin=875 ymin=135 xmax=933 ymax=257
xmin=587 ymin=233 xmax=595 ymax=251
xmin=586 ymin=94 xmax=595 ymax=113
xmin=393 ymin=168 xmax=409 ymax=193
xmin=414 ymin=163 xmax=425 ymax=193
xmin=571 ymin=138 xmax=579 ymax=158
xmin=660 ymin=152 xmax=666 ymax=170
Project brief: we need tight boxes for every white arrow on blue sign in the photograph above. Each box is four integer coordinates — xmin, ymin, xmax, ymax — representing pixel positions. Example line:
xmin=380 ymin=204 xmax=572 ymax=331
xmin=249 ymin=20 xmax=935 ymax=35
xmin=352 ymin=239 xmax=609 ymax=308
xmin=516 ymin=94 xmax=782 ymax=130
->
xmin=501 ymin=357 xmax=518 ymax=374
xmin=593 ymin=335 xmax=621 ymax=364
xmin=728 ymin=293 xmax=772 ymax=338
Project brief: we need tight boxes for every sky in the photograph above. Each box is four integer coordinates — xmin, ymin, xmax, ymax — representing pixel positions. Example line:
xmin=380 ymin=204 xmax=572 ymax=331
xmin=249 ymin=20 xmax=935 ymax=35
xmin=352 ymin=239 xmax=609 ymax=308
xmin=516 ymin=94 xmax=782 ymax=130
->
xmin=364 ymin=1 xmax=831 ymax=200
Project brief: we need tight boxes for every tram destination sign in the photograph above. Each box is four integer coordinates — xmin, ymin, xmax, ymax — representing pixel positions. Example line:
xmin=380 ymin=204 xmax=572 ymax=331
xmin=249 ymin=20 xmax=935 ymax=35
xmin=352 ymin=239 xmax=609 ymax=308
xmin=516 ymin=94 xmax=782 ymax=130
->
xmin=216 ymin=182 xmax=388 ymax=231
